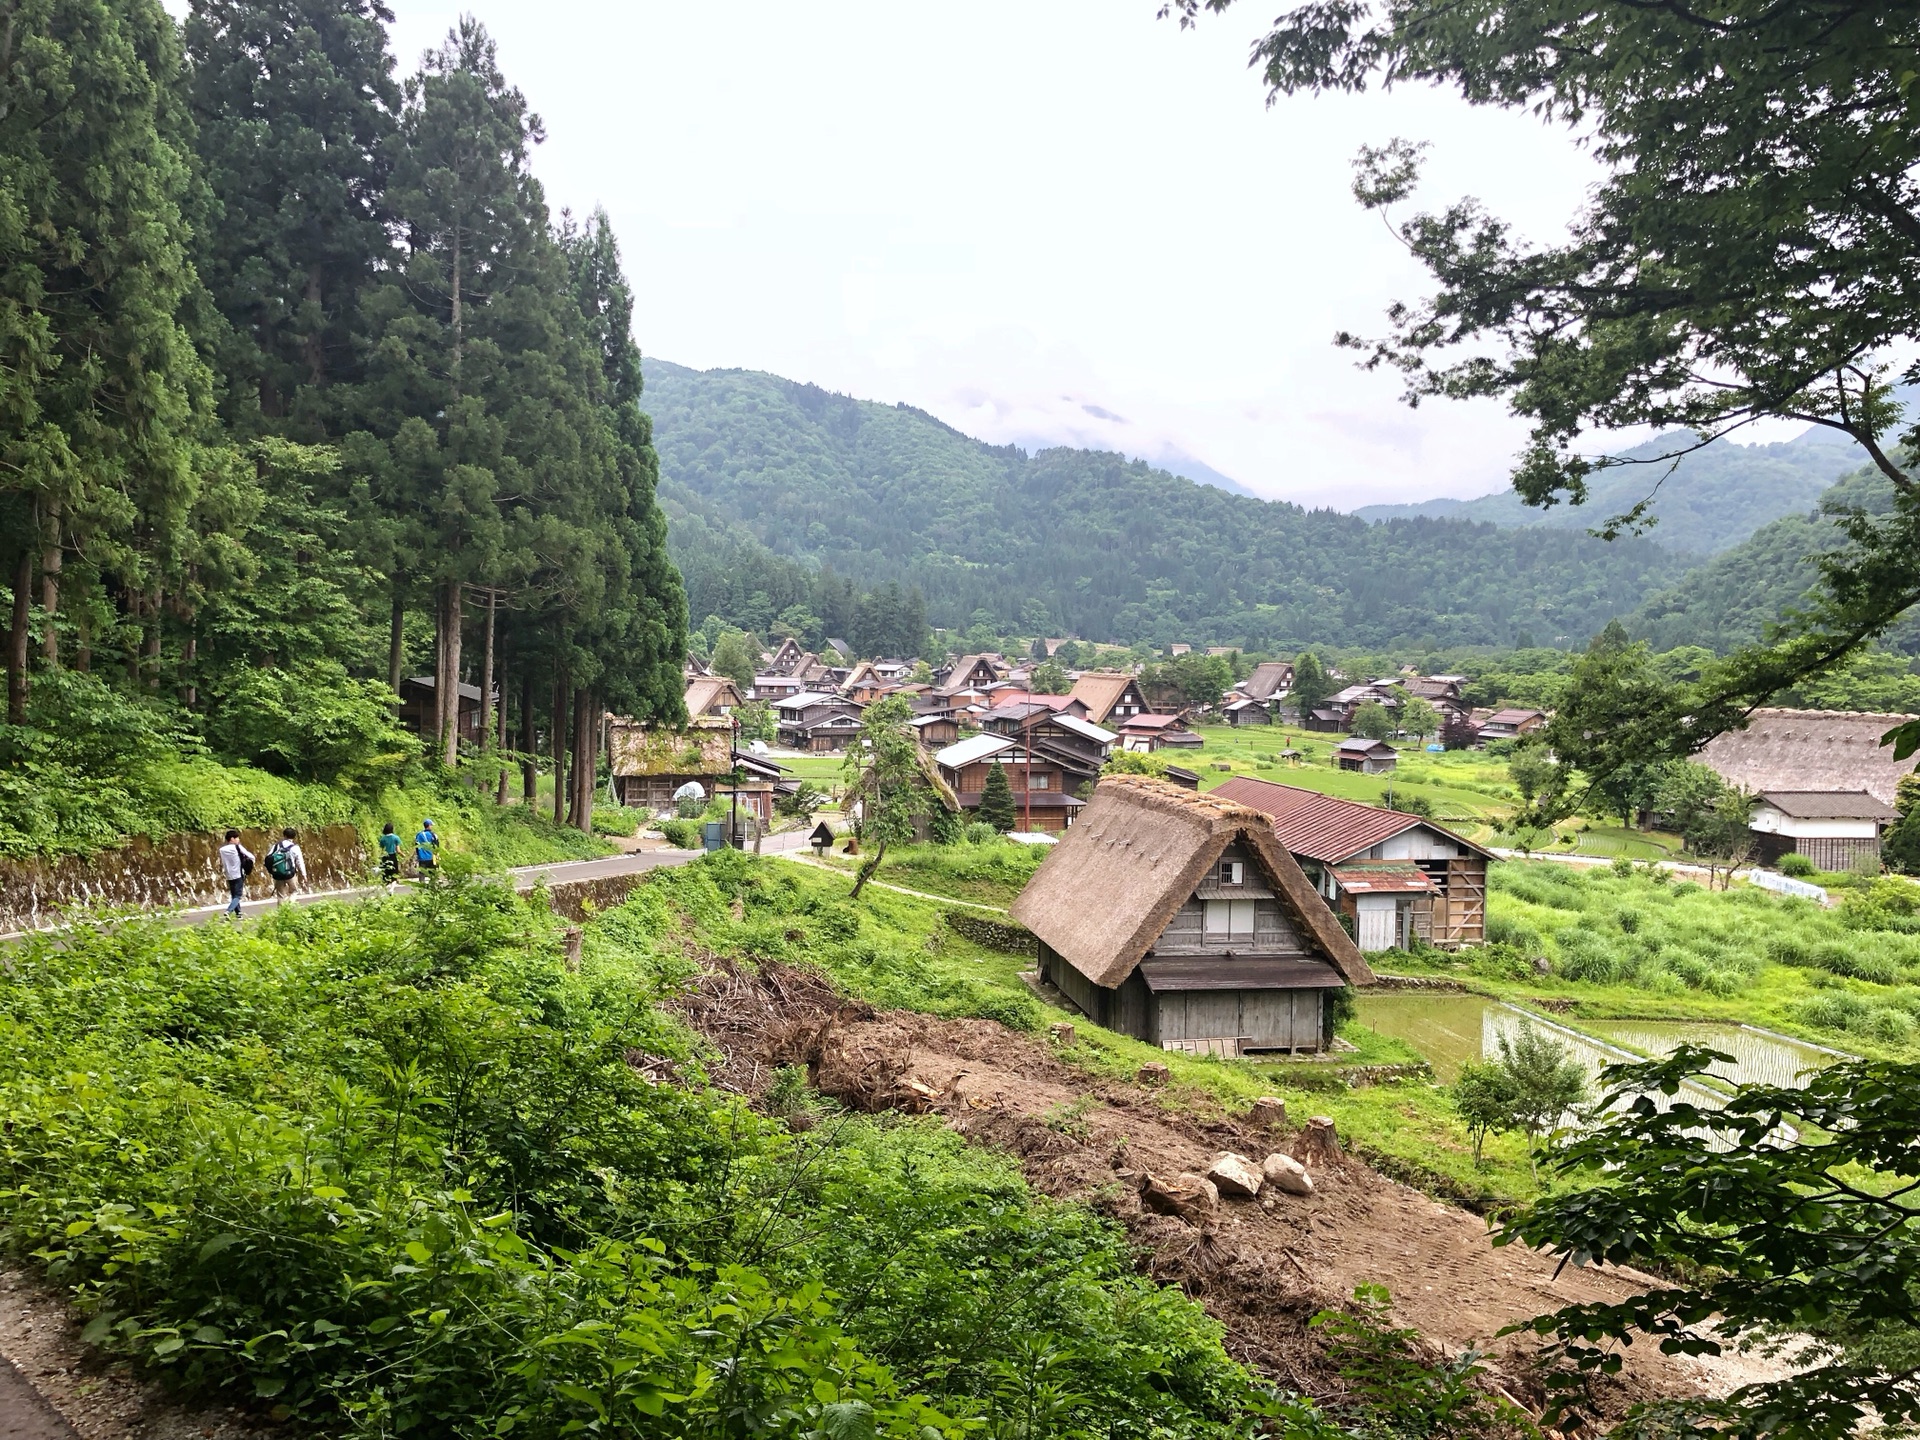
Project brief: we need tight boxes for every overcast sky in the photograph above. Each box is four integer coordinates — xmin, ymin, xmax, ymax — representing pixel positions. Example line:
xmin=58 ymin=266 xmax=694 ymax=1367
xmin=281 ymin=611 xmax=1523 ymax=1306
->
xmin=357 ymin=3 xmax=1657 ymax=507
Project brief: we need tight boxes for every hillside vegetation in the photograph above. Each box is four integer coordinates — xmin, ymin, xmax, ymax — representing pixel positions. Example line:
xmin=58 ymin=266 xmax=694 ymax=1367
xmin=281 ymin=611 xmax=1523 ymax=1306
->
xmin=648 ymin=361 xmax=1687 ymax=651
xmin=1356 ymin=425 xmax=1862 ymax=555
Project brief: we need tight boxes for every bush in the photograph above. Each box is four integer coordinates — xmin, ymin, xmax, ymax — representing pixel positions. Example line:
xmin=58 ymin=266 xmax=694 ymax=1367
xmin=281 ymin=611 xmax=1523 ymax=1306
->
xmin=660 ymin=818 xmax=704 ymax=849
xmin=203 ymin=661 xmax=414 ymax=788
xmin=964 ymin=821 xmax=999 ymax=845
xmin=1555 ymin=928 xmax=1626 ymax=984
xmin=1779 ymin=852 xmax=1817 ymax=878
xmin=591 ymin=805 xmax=646 ymax=837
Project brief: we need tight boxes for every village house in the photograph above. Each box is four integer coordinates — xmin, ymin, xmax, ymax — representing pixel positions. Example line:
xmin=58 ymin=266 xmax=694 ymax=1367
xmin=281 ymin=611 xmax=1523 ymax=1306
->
xmin=1403 ymin=676 xmax=1472 ymax=725
xmin=1117 ymin=711 xmax=1201 ymax=753
xmin=870 ymin=658 xmax=915 ymax=681
xmin=1239 ymin=660 xmax=1294 ymax=703
xmin=1701 ymin=708 xmax=1919 ymax=807
xmin=1066 ymin=670 xmax=1150 ymax=727
xmin=910 ymin=713 xmax=962 ymax=747
xmin=979 ymin=703 xmax=1115 ymax=790
xmin=751 ymin=673 xmax=807 ymax=702
xmin=397 ymin=676 xmax=489 ymax=745
xmin=933 ymin=734 xmax=1085 ymax=832
xmin=1214 ymin=776 xmax=1493 ymax=951
xmin=773 ymin=692 xmax=866 ymax=753
xmin=1011 ymin=777 xmax=1373 ymax=1055
xmin=1749 ymin=791 xmax=1899 ymax=871
xmin=683 ymin=676 xmax=744 ymax=721
xmin=1476 ymin=707 xmax=1548 ymax=742
xmin=607 ymin=715 xmax=781 ymax=824
xmin=761 ymin=636 xmax=808 ymax=676
xmin=935 ymin=653 xmax=1005 ymax=695
xmin=1220 ymin=696 xmax=1272 ymax=727
xmin=1333 ymin=737 xmax=1398 ymax=774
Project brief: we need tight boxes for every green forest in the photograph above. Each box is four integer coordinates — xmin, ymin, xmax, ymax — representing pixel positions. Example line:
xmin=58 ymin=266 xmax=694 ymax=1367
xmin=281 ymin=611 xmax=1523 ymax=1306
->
xmin=647 ymin=361 xmax=1686 ymax=652
xmin=0 ymin=0 xmax=685 ymax=856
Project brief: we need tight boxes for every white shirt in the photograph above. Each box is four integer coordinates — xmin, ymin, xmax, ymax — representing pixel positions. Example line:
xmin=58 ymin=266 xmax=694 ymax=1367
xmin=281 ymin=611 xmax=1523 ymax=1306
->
xmin=218 ymin=841 xmax=253 ymax=880
xmin=270 ymin=840 xmax=308 ymax=880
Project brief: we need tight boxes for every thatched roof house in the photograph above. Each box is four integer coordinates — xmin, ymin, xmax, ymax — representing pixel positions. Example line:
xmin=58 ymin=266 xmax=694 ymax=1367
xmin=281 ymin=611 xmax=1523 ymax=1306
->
xmin=1010 ymin=776 xmax=1372 ymax=1055
xmin=1700 ymin=708 xmax=1919 ymax=807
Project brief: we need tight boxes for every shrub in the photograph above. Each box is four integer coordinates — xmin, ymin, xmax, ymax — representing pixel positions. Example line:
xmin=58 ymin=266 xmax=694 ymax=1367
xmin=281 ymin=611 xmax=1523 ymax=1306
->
xmin=661 ymin=818 xmax=703 ymax=849
xmin=1779 ymin=852 xmax=1817 ymax=878
xmin=964 ymin=821 xmax=999 ymax=845
xmin=1484 ymin=913 xmax=1544 ymax=955
xmin=1554 ymin=928 xmax=1625 ymax=984
xmin=202 ymin=661 xmax=414 ymax=788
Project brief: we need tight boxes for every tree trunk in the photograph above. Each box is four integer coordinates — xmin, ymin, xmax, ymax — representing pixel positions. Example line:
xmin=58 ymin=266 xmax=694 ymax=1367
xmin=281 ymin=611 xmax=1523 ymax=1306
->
xmin=388 ymin=588 xmax=405 ymax=695
xmin=304 ymin=263 xmax=326 ymax=386
xmin=183 ymin=631 xmax=197 ymax=709
xmin=849 ymin=838 xmax=888 ymax=900
xmin=478 ymin=588 xmax=496 ymax=758
xmin=551 ymin=663 xmax=568 ymax=826
xmin=521 ymin=665 xmax=537 ymax=804
xmin=39 ymin=501 xmax=59 ymax=666
xmin=496 ymin=644 xmax=511 ymax=804
xmin=143 ymin=588 xmax=162 ymax=689
xmin=449 ymin=229 xmax=462 ymax=394
xmin=569 ymin=686 xmax=593 ymax=830
xmin=440 ymin=582 xmax=464 ymax=768
xmin=6 ymin=542 xmax=31 ymax=725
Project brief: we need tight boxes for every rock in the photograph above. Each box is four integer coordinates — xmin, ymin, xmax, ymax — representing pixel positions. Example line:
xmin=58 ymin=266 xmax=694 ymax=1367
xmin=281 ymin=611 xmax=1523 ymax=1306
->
xmin=1262 ymin=1152 xmax=1314 ymax=1197
xmin=1049 ymin=1022 xmax=1076 ymax=1046
xmin=1532 ymin=955 xmax=1552 ymax=975
xmin=1139 ymin=1171 xmax=1217 ymax=1224
xmin=1207 ymin=1151 xmax=1264 ymax=1198
xmin=1137 ymin=1062 xmax=1170 ymax=1087
xmin=1248 ymin=1096 xmax=1287 ymax=1129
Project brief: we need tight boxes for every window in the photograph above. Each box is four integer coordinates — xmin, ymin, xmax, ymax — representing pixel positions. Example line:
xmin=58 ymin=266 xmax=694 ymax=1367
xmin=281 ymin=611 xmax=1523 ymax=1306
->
xmin=1030 ymin=773 xmax=1051 ymax=790
xmin=1203 ymin=899 xmax=1255 ymax=943
xmin=1217 ymin=860 xmax=1243 ymax=886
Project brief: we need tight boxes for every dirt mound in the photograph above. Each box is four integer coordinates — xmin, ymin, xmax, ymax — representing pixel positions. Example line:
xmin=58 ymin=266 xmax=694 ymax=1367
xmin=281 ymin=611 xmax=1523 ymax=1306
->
xmin=678 ymin=957 xmax=1778 ymax=1417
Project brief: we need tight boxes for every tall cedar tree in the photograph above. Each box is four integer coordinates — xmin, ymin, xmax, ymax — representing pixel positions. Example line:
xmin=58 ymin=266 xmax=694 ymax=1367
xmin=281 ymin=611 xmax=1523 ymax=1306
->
xmin=183 ymin=0 xmax=399 ymax=434
xmin=0 ymin=0 xmax=214 ymax=721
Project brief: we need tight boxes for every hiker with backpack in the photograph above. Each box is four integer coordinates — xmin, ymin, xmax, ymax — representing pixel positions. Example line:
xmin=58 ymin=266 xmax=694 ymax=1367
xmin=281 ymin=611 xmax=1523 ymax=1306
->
xmin=413 ymin=819 xmax=440 ymax=877
xmin=264 ymin=828 xmax=307 ymax=905
xmin=377 ymin=822 xmax=402 ymax=888
xmin=217 ymin=829 xmax=254 ymax=918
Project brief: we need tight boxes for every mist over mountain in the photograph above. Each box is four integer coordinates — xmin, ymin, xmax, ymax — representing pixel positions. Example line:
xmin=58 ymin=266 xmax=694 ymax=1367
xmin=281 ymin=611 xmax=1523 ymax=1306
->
xmin=645 ymin=359 xmax=1690 ymax=651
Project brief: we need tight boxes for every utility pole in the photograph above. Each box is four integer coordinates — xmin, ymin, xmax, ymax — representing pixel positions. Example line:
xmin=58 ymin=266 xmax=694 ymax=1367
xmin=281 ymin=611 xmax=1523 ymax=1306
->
xmin=730 ymin=712 xmax=741 ymax=849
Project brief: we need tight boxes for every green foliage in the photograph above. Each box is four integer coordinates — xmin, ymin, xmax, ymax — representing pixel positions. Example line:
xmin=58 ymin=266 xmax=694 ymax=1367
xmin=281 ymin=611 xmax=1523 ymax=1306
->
xmin=1313 ymin=1285 xmax=1529 ymax=1439
xmin=709 ymin=628 xmax=759 ymax=691
xmin=202 ymin=660 xmax=413 ymax=787
xmin=645 ymin=362 xmax=1682 ymax=651
xmin=840 ymin=696 xmax=941 ymax=897
xmin=660 ymin=818 xmax=703 ymax=849
xmin=1452 ymin=1063 xmax=1517 ymax=1163
xmin=1399 ymin=695 xmax=1439 ymax=740
xmin=0 ymin=868 xmax=1274 ymax=1436
xmin=1102 ymin=749 xmax=1171 ymax=778
xmin=1350 ymin=701 xmax=1396 ymax=742
xmin=1779 ymin=852 xmax=1818 ymax=878
xmin=735 ymin=699 xmax=776 ymax=744
xmin=1144 ymin=654 xmax=1233 ymax=710
xmin=978 ymin=762 xmax=1017 ymax=832
xmin=1490 ymin=1025 xmax=1588 ymax=1154
xmin=776 ymin=780 xmax=827 ymax=820
xmin=1502 ymin=1046 xmax=1920 ymax=1438
xmin=1030 ymin=659 xmax=1071 ymax=694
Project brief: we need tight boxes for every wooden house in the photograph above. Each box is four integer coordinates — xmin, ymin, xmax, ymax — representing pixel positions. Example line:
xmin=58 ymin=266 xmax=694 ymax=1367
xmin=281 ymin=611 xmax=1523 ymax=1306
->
xmin=683 ymin=676 xmax=744 ymax=722
xmin=980 ymin=704 xmax=1114 ymax=790
xmin=773 ymin=692 xmax=865 ymax=753
xmin=936 ymin=654 xmax=1004 ymax=695
xmin=1011 ymin=777 xmax=1373 ymax=1055
xmin=910 ymin=713 xmax=961 ymax=747
xmin=1749 ymin=791 xmax=1898 ymax=870
xmin=1701 ymin=707 xmax=1919 ymax=807
xmin=1214 ymin=777 xmax=1492 ymax=950
xmin=870 ymin=658 xmax=915 ymax=681
xmin=1118 ymin=712 xmax=1199 ymax=752
xmin=752 ymin=673 xmax=807 ymax=702
xmin=762 ymin=636 xmax=808 ymax=676
xmin=1221 ymin=696 xmax=1271 ymax=726
xmin=1333 ymin=737 xmax=1398 ymax=774
xmin=934 ymin=734 xmax=1084 ymax=832
xmin=398 ymin=675 xmax=488 ymax=745
xmin=609 ymin=718 xmax=743 ymax=816
xmin=1240 ymin=661 xmax=1293 ymax=702
xmin=1477 ymin=707 xmax=1547 ymax=742
xmin=1065 ymin=671 xmax=1149 ymax=727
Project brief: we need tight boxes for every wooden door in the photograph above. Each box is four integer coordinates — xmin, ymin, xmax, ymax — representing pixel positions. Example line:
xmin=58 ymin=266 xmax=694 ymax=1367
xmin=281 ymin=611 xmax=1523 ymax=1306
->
xmin=1355 ymin=895 xmax=1397 ymax=951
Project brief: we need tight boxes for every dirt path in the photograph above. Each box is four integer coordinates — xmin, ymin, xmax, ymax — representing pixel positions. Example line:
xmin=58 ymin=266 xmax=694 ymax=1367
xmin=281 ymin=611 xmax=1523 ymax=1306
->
xmin=680 ymin=957 xmax=1779 ymax=1418
xmin=773 ymin=852 xmax=1011 ymax=912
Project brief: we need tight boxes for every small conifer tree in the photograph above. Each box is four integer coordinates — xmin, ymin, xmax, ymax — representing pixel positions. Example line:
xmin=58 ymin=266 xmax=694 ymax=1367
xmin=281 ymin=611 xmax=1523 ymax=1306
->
xmin=979 ymin=761 xmax=1018 ymax=832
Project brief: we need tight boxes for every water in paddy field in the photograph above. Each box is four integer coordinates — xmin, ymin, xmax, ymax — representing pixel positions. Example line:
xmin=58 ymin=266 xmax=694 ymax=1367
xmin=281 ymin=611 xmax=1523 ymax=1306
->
xmin=1351 ymin=993 xmax=1826 ymax=1125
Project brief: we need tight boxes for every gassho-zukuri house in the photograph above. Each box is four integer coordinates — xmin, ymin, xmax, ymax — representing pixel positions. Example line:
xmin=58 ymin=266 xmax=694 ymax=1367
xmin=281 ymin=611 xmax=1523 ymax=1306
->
xmin=1010 ymin=776 xmax=1373 ymax=1056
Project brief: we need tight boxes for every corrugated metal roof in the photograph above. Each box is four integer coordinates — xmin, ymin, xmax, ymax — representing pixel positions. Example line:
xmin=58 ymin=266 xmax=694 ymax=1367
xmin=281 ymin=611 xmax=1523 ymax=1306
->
xmin=1212 ymin=776 xmax=1495 ymax=864
xmin=1329 ymin=864 xmax=1435 ymax=894
xmin=935 ymin=734 xmax=1017 ymax=768
xmin=1137 ymin=958 xmax=1342 ymax=992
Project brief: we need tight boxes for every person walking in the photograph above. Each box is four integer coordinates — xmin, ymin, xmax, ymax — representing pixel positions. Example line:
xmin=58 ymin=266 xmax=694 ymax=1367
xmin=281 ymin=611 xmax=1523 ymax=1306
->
xmin=217 ymin=829 xmax=253 ymax=918
xmin=378 ymin=822 xmax=402 ymax=889
xmin=413 ymin=819 xmax=440 ymax=877
xmin=263 ymin=828 xmax=307 ymax=905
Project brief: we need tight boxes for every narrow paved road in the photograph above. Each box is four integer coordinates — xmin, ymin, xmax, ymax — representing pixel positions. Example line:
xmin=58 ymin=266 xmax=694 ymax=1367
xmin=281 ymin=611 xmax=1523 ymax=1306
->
xmin=0 ymin=1356 xmax=76 ymax=1440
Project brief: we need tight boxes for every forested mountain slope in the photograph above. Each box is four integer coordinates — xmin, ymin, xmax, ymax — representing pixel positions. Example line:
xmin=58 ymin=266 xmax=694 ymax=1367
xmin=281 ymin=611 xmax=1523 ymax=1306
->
xmin=1355 ymin=425 xmax=1863 ymax=555
xmin=646 ymin=361 xmax=1690 ymax=650
xmin=1630 ymin=466 xmax=1920 ymax=654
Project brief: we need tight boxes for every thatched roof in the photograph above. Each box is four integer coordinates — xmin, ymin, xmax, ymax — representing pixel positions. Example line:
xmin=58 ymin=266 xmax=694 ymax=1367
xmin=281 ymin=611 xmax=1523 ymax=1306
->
xmin=1010 ymin=775 xmax=1372 ymax=990
xmin=1701 ymin=708 xmax=1919 ymax=806
xmin=684 ymin=677 xmax=742 ymax=719
xmin=1066 ymin=670 xmax=1138 ymax=723
xmin=608 ymin=717 xmax=732 ymax=778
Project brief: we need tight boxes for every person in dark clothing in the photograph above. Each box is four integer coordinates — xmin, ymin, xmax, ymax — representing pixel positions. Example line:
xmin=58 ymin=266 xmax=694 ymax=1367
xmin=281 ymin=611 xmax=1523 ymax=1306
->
xmin=378 ymin=822 xmax=402 ymax=888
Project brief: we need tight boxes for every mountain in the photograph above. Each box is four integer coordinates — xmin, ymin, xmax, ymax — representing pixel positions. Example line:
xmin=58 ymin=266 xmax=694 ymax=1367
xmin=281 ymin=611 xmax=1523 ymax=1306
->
xmin=1628 ymin=464 xmax=1920 ymax=654
xmin=1354 ymin=426 xmax=1863 ymax=554
xmin=644 ymin=360 xmax=1693 ymax=651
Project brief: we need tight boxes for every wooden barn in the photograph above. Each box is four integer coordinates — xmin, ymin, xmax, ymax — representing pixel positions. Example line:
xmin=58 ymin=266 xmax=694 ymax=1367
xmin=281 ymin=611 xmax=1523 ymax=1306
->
xmin=1214 ymin=776 xmax=1493 ymax=950
xmin=1010 ymin=777 xmax=1372 ymax=1055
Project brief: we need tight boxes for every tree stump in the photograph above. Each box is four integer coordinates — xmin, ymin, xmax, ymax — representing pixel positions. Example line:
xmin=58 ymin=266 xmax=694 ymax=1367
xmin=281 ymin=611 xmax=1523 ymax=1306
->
xmin=1295 ymin=1115 xmax=1342 ymax=1168
xmin=563 ymin=927 xmax=584 ymax=972
xmin=1137 ymin=1061 xmax=1170 ymax=1087
xmin=1248 ymin=1096 xmax=1287 ymax=1130
xmin=1049 ymin=1022 xmax=1076 ymax=1046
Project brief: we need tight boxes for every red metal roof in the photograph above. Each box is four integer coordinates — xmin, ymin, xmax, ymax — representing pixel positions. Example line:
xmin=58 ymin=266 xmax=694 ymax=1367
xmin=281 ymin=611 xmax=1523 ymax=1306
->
xmin=1213 ymin=776 xmax=1494 ymax=864
xmin=1329 ymin=864 xmax=1435 ymax=894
